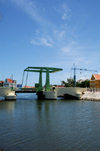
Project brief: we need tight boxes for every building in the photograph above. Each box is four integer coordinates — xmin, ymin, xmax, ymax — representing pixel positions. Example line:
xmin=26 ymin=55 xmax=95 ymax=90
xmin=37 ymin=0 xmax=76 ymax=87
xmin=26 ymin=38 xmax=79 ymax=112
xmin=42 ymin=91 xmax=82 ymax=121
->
xmin=3 ymin=78 xmax=17 ymax=89
xmin=90 ymin=74 xmax=100 ymax=88
xmin=0 ymin=81 xmax=4 ymax=87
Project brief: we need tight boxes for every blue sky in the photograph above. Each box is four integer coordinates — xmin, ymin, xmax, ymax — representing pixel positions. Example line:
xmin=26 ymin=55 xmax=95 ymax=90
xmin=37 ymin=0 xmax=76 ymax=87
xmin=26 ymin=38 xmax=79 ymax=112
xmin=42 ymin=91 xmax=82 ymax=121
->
xmin=0 ymin=0 xmax=100 ymax=85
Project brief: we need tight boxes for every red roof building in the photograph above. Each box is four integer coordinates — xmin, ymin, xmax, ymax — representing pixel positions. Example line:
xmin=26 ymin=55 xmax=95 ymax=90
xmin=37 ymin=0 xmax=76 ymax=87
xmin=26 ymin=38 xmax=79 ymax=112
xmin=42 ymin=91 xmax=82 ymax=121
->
xmin=6 ymin=79 xmax=14 ymax=83
xmin=90 ymin=74 xmax=100 ymax=88
xmin=3 ymin=78 xmax=17 ymax=89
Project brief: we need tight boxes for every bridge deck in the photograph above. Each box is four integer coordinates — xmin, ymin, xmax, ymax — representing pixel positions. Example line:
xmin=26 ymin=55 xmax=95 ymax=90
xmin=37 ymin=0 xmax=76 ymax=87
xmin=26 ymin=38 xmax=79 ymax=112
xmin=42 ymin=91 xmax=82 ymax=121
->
xmin=15 ymin=90 xmax=36 ymax=93
xmin=15 ymin=88 xmax=36 ymax=93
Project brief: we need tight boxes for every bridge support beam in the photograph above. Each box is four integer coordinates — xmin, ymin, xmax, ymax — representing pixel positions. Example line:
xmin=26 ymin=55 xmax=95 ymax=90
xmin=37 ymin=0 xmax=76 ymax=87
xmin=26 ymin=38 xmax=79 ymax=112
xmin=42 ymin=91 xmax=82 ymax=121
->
xmin=38 ymin=70 xmax=43 ymax=91
xmin=45 ymin=69 xmax=50 ymax=91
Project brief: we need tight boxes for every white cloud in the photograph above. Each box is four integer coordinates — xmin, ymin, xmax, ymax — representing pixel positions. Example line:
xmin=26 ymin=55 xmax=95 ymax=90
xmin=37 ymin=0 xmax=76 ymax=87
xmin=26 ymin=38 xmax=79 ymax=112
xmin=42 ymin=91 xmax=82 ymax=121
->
xmin=54 ymin=30 xmax=66 ymax=41
xmin=41 ymin=38 xmax=53 ymax=47
xmin=61 ymin=3 xmax=71 ymax=20
xmin=61 ymin=46 xmax=70 ymax=53
xmin=9 ymin=0 xmax=72 ymax=49
xmin=10 ymin=0 xmax=43 ymax=22
xmin=9 ymin=0 xmax=75 ymax=53
xmin=54 ymin=2 xmax=71 ymax=21
xmin=61 ymin=41 xmax=76 ymax=53
xmin=31 ymin=37 xmax=53 ymax=47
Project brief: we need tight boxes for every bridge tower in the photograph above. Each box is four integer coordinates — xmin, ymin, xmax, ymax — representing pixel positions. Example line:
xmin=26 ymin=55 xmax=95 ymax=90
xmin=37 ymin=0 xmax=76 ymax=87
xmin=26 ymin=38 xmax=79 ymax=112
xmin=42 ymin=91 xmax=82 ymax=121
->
xmin=22 ymin=67 xmax=63 ymax=99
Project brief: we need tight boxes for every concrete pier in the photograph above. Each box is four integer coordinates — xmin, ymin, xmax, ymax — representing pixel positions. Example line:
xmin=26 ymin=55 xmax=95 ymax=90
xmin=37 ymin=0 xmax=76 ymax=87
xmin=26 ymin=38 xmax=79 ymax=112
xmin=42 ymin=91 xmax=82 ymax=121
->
xmin=81 ymin=91 xmax=100 ymax=101
xmin=43 ymin=91 xmax=57 ymax=100
xmin=0 ymin=87 xmax=16 ymax=100
xmin=36 ymin=91 xmax=45 ymax=100
xmin=37 ymin=87 xmax=87 ymax=100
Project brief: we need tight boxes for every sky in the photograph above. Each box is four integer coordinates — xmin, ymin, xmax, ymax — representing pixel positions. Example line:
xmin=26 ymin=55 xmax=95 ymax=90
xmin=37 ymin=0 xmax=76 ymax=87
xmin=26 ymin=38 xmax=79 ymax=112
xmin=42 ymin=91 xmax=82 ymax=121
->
xmin=0 ymin=0 xmax=100 ymax=86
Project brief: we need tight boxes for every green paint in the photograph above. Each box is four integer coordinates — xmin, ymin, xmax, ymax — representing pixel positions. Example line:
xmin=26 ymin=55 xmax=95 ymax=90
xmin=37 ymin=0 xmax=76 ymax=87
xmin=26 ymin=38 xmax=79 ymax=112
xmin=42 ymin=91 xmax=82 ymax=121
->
xmin=45 ymin=69 xmax=50 ymax=91
xmin=38 ymin=70 xmax=43 ymax=91
xmin=24 ymin=67 xmax=63 ymax=92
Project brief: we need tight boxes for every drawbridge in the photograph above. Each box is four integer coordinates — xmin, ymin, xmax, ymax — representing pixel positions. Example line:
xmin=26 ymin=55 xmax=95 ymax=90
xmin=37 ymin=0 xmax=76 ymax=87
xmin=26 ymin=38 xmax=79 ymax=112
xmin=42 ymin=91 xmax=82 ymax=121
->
xmin=22 ymin=67 xmax=63 ymax=92
xmin=16 ymin=67 xmax=86 ymax=100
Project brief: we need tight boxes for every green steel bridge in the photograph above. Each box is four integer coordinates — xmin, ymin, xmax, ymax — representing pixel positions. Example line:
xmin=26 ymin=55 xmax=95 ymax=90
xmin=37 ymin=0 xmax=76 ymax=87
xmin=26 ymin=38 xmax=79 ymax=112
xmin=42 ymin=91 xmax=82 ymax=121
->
xmin=21 ymin=67 xmax=63 ymax=92
xmin=15 ymin=67 xmax=86 ymax=100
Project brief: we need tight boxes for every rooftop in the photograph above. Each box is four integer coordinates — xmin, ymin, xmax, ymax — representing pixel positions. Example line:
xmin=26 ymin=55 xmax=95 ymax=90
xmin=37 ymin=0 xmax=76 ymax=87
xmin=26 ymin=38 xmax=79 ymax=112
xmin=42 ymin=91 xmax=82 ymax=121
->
xmin=91 ymin=74 xmax=100 ymax=80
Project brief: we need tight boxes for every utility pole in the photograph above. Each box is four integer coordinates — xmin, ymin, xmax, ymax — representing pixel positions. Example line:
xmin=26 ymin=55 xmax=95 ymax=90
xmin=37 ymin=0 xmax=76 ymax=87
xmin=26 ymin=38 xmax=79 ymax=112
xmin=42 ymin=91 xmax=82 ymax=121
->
xmin=72 ymin=64 xmax=97 ymax=87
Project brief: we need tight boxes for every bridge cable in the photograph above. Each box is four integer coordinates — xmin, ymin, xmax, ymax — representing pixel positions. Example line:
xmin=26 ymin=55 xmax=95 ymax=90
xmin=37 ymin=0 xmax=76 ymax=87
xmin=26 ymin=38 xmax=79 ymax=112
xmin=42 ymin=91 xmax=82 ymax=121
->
xmin=25 ymin=71 xmax=28 ymax=87
xmin=22 ymin=71 xmax=25 ymax=87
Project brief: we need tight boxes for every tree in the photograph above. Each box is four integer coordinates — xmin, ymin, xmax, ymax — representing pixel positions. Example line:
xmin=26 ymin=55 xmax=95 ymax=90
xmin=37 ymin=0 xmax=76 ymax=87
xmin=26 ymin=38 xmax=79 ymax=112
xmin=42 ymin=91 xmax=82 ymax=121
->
xmin=61 ymin=78 xmax=74 ymax=87
xmin=61 ymin=78 xmax=90 ymax=88
xmin=76 ymin=80 xmax=89 ymax=88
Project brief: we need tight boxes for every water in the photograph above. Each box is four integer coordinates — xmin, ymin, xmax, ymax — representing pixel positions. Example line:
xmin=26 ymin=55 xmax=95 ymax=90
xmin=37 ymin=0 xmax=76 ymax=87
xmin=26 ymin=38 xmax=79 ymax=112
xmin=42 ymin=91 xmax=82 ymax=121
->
xmin=0 ymin=94 xmax=100 ymax=151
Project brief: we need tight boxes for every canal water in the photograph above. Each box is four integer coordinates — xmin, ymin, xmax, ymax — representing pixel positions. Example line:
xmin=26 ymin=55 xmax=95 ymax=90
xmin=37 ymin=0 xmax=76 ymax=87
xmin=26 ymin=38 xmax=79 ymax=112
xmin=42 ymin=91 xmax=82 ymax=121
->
xmin=0 ymin=94 xmax=100 ymax=151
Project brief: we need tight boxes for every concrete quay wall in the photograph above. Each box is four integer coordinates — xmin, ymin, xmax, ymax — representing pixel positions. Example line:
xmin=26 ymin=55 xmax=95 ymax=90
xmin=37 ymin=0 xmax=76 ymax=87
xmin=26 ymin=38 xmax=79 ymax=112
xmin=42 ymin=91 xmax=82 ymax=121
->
xmin=0 ymin=87 xmax=16 ymax=100
xmin=81 ymin=91 xmax=100 ymax=101
xmin=56 ymin=87 xmax=87 ymax=99
xmin=0 ymin=87 xmax=13 ymax=97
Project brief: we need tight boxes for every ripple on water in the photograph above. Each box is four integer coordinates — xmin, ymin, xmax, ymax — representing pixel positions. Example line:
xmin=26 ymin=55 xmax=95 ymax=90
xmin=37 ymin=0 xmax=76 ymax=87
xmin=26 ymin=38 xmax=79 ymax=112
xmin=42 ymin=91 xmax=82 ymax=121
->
xmin=0 ymin=99 xmax=100 ymax=151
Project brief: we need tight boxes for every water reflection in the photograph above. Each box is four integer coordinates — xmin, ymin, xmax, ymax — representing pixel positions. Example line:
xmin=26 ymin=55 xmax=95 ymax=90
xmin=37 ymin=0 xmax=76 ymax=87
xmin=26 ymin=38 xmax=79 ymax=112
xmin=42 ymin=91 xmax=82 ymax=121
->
xmin=35 ymin=100 xmax=59 ymax=128
xmin=1 ymin=96 xmax=100 ymax=151
xmin=36 ymin=100 xmax=43 ymax=111
xmin=0 ymin=101 xmax=15 ymax=112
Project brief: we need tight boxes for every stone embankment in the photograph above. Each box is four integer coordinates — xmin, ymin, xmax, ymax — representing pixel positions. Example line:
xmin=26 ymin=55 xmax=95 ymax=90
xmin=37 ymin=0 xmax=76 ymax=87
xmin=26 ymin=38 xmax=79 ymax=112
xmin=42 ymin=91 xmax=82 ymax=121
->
xmin=81 ymin=89 xmax=100 ymax=101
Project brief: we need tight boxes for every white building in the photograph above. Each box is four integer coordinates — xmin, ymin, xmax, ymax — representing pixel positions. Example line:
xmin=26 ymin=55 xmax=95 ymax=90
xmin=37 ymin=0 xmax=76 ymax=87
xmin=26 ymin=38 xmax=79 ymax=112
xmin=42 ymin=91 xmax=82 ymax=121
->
xmin=3 ymin=78 xmax=17 ymax=89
